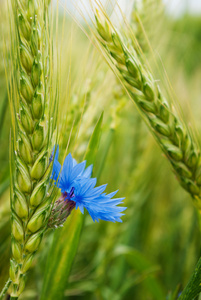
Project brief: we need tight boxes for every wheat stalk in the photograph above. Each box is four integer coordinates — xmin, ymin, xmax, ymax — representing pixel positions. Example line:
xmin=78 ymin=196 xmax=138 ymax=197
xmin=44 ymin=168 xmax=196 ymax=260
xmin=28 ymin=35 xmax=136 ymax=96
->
xmin=94 ymin=10 xmax=201 ymax=209
xmin=6 ymin=0 xmax=56 ymax=298
xmin=0 ymin=2 xmax=9 ymax=91
xmin=130 ymin=0 xmax=164 ymax=54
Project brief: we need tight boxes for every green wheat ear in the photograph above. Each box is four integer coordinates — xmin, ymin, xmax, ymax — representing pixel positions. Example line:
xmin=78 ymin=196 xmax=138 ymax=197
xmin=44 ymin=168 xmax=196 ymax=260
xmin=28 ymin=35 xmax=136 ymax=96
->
xmin=94 ymin=10 xmax=201 ymax=209
xmin=7 ymin=0 xmax=57 ymax=298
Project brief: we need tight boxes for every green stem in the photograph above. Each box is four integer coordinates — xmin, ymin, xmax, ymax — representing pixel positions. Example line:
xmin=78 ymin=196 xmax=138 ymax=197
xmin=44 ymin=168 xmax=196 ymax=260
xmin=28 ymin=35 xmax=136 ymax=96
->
xmin=0 ymin=279 xmax=12 ymax=300
xmin=178 ymin=257 xmax=201 ymax=300
xmin=96 ymin=128 xmax=114 ymax=179
xmin=0 ymin=91 xmax=8 ymax=138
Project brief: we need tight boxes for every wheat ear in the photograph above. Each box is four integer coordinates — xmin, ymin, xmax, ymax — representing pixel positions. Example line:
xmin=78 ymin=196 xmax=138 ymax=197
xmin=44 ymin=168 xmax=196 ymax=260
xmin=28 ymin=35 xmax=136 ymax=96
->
xmin=8 ymin=0 xmax=56 ymax=298
xmin=95 ymin=11 xmax=201 ymax=207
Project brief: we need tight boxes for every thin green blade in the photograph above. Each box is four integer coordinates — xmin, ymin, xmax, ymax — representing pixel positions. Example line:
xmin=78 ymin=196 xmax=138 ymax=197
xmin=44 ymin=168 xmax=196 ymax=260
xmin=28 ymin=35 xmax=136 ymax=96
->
xmin=40 ymin=112 xmax=104 ymax=300
xmin=115 ymin=246 xmax=166 ymax=300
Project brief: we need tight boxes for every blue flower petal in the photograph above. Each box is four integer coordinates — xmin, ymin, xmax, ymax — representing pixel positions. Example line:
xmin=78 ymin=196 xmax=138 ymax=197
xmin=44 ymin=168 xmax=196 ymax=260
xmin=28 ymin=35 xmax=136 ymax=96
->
xmin=71 ymin=161 xmax=86 ymax=181
xmin=59 ymin=154 xmax=74 ymax=191
xmin=79 ymin=178 xmax=97 ymax=195
xmin=51 ymin=160 xmax=61 ymax=182
xmin=84 ymin=184 xmax=107 ymax=198
xmin=50 ymin=145 xmax=59 ymax=162
xmin=55 ymin=145 xmax=59 ymax=160
xmin=73 ymin=158 xmax=77 ymax=166
xmin=51 ymin=150 xmax=126 ymax=223
xmin=73 ymin=187 xmax=126 ymax=222
xmin=77 ymin=202 xmax=84 ymax=214
xmin=82 ymin=164 xmax=93 ymax=178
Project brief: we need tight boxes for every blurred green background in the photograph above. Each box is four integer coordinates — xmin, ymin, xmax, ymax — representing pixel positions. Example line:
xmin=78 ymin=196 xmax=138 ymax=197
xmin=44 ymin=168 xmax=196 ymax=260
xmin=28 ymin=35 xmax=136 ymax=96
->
xmin=1 ymin=1 xmax=201 ymax=299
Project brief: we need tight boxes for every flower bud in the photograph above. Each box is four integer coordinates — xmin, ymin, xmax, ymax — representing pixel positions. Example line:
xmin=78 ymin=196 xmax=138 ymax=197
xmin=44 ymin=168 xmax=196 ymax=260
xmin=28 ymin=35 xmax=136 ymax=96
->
xmin=27 ymin=200 xmax=49 ymax=232
xmin=25 ymin=231 xmax=43 ymax=253
xmin=18 ymin=131 xmax=33 ymax=164
xmin=110 ymin=50 xmax=125 ymax=64
xmin=126 ymin=57 xmax=140 ymax=79
xmin=168 ymin=146 xmax=183 ymax=161
xmin=11 ymin=240 xmax=22 ymax=263
xmin=31 ymin=149 xmax=47 ymax=180
xmin=162 ymin=140 xmax=183 ymax=161
xmin=159 ymin=103 xmax=170 ymax=123
xmin=175 ymin=124 xmax=184 ymax=142
xmin=138 ymin=99 xmax=156 ymax=113
xmin=20 ymin=43 xmax=33 ymax=73
xmin=112 ymin=32 xmax=123 ymax=51
xmin=27 ymin=0 xmax=38 ymax=20
xmin=32 ymin=122 xmax=45 ymax=150
xmin=182 ymin=134 xmax=192 ymax=154
xmin=9 ymin=259 xmax=19 ymax=283
xmin=188 ymin=180 xmax=200 ymax=195
xmin=12 ymin=214 xmax=24 ymax=242
xmin=186 ymin=150 xmax=199 ymax=169
xmin=20 ymin=102 xmax=34 ymax=134
xmin=48 ymin=197 xmax=75 ymax=228
xmin=95 ymin=12 xmax=112 ymax=42
xmin=31 ymin=26 xmax=41 ymax=56
xmin=16 ymin=156 xmax=32 ymax=193
xmin=172 ymin=161 xmax=192 ymax=179
xmin=196 ymin=166 xmax=201 ymax=185
xmin=21 ymin=254 xmax=34 ymax=273
xmin=16 ymin=275 xmax=26 ymax=296
xmin=18 ymin=13 xmax=31 ymax=40
xmin=30 ymin=176 xmax=48 ymax=207
xmin=143 ymin=80 xmax=155 ymax=101
xmin=20 ymin=73 xmax=34 ymax=103
xmin=123 ymin=73 xmax=141 ymax=89
xmin=32 ymin=84 xmax=44 ymax=119
xmin=31 ymin=55 xmax=42 ymax=87
xmin=150 ymin=118 xmax=170 ymax=137
xmin=13 ymin=188 xmax=28 ymax=219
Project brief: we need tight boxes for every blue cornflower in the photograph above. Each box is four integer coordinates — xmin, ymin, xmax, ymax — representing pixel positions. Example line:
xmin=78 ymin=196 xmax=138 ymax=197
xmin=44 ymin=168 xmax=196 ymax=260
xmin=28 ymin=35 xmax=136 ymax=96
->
xmin=50 ymin=148 xmax=126 ymax=223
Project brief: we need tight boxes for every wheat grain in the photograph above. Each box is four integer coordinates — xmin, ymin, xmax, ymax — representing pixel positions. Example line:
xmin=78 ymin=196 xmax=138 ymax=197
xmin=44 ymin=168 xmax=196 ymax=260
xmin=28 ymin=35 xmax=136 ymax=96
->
xmin=8 ymin=0 xmax=56 ymax=298
xmin=94 ymin=10 xmax=201 ymax=207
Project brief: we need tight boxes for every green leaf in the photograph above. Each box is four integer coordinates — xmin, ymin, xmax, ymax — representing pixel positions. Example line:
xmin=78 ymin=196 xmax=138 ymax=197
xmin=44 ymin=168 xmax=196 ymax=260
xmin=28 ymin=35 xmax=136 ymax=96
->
xmin=40 ymin=112 xmax=104 ymax=300
xmin=0 ymin=178 xmax=10 ymax=197
xmin=0 ymin=92 xmax=8 ymax=138
xmin=96 ymin=128 xmax=114 ymax=179
xmin=178 ymin=257 xmax=201 ymax=300
xmin=114 ymin=245 xmax=166 ymax=300
xmin=84 ymin=111 xmax=103 ymax=167
xmin=40 ymin=210 xmax=84 ymax=300
xmin=167 ymin=284 xmax=181 ymax=300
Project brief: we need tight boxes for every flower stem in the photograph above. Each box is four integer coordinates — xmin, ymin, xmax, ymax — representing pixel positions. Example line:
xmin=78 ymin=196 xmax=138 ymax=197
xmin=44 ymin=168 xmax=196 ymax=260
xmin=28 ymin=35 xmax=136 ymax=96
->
xmin=0 ymin=279 xmax=12 ymax=300
xmin=178 ymin=257 xmax=201 ymax=299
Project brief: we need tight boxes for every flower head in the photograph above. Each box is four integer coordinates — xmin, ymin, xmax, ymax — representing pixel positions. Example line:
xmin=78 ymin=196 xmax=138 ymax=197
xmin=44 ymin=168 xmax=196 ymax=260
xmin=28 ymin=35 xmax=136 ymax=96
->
xmin=50 ymin=148 xmax=126 ymax=223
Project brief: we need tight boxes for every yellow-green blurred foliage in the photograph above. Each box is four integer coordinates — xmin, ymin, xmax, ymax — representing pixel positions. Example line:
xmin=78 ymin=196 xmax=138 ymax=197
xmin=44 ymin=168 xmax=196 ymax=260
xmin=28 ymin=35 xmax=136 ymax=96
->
xmin=0 ymin=0 xmax=11 ymax=291
xmin=1 ymin=1 xmax=201 ymax=299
